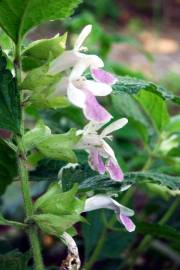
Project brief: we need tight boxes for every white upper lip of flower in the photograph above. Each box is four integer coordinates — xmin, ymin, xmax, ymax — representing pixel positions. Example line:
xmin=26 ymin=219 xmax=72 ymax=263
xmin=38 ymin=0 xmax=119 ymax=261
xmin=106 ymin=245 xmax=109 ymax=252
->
xmin=49 ymin=25 xmax=104 ymax=75
xmin=84 ymin=194 xmax=134 ymax=215
xmin=83 ymin=194 xmax=135 ymax=232
xmin=73 ymin=24 xmax=92 ymax=52
xmin=77 ymin=118 xmax=128 ymax=155
xmin=76 ymin=118 xmax=128 ymax=181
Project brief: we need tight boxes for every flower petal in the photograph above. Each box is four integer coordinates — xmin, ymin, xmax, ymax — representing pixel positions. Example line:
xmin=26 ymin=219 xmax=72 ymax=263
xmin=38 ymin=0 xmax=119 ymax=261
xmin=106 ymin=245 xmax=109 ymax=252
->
xmin=120 ymin=185 xmax=132 ymax=192
xmin=106 ymin=158 xmax=124 ymax=181
xmin=118 ymin=204 xmax=135 ymax=217
xmin=89 ymin=149 xmax=106 ymax=174
xmin=70 ymin=60 xmax=89 ymax=80
xmin=82 ymin=80 xmax=112 ymax=96
xmin=83 ymin=195 xmax=116 ymax=212
xmin=83 ymin=195 xmax=136 ymax=232
xmin=54 ymin=77 xmax=69 ymax=95
xmin=74 ymin=25 xmax=92 ymax=51
xmin=101 ymin=118 xmax=128 ymax=137
xmin=83 ymin=121 xmax=105 ymax=133
xmin=91 ymin=68 xmax=118 ymax=85
xmin=67 ymin=82 xmax=86 ymax=108
xmin=119 ymin=214 xmax=136 ymax=232
xmin=49 ymin=51 xmax=81 ymax=75
xmin=102 ymin=140 xmax=116 ymax=160
xmin=83 ymin=90 xmax=112 ymax=123
xmin=85 ymin=55 xmax=104 ymax=69
xmin=69 ymin=55 xmax=104 ymax=80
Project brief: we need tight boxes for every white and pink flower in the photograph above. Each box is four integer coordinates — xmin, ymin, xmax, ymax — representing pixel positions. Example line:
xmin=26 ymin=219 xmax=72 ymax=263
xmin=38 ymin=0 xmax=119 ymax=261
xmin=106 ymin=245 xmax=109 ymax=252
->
xmin=49 ymin=25 xmax=117 ymax=123
xmin=49 ymin=25 xmax=103 ymax=75
xmin=83 ymin=194 xmax=135 ymax=232
xmin=76 ymin=118 xmax=128 ymax=181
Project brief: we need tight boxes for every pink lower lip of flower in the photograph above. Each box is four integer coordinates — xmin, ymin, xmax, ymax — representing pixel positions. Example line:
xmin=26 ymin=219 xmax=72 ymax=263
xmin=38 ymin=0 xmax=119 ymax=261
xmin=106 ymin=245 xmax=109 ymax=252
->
xmin=119 ymin=213 xmax=135 ymax=232
xmin=91 ymin=68 xmax=118 ymax=85
xmin=84 ymin=90 xmax=112 ymax=123
xmin=106 ymin=158 xmax=124 ymax=181
xmin=89 ymin=150 xmax=106 ymax=174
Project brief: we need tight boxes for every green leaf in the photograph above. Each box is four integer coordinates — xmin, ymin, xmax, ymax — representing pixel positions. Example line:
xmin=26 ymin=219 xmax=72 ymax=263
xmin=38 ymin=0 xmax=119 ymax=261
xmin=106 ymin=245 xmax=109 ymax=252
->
xmin=0 ymin=30 xmax=14 ymax=51
xmin=0 ymin=250 xmax=31 ymax=270
xmin=137 ymin=222 xmax=180 ymax=245
xmin=33 ymin=213 xmax=83 ymax=237
xmin=61 ymin=164 xmax=97 ymax=192
xmin=22 ymin=33 xmax=67 ymax=71
xmin=27 ymin=151 xmax=45 ymax=167
xmin=99 ymin=231 xmax=134 ymax=260
xmin=21 ymin=62 xmax=70 ymax=109
xmin=61 ymin=164 xmax=180 ymax=193
xmin=21 ymin=63 xmax=60 ymax=92
xmin=0 ymin=0 xmax=82 ymax=42
xmin=163 ymin=115 xmax=180 ymax=135
xmin=0 ymin=139 xmax=18 ymax=195
xmin=30 ymin=159 xmax=65 ymax=182
xmin=0 ymin=49 xmax=20 ymax=133
xmin=37 ymin=128 xmax=79 ymax=162
xmin=113 ymin=76 xmax=180 ymax=105
xmin=159 ymin=134 xmax=180 ymax=156
xmin=112 ymin=90 xmax=170 ymax=143
xmin=31 ymin=95 xmax=70 ymax=110
xmin=136 ymin=90 xmax=170 ymax=131
xmin=0 ymin=214 xmax=26 ymax=229
xmin=82 ymin=211 xmax=105 ymax=259
xmin=23 ymin=121 xmax=51 ymax=151
xmin=34 ymin=183 xmax=85 ymax=216
xmin=82 ymin=211 xmax=135 ymax=261
xmin=111 ymin=94 xmax=150 ymax=142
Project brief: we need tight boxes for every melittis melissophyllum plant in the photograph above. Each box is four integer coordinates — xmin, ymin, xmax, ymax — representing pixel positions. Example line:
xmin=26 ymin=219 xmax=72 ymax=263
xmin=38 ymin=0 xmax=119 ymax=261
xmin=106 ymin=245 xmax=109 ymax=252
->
xmin=24 ymin=24 xmax=136 ymax=257
xmin=0 ymin=3 xmax=135 ymax=268
xmin=0 ymin=1 xmax=180 ymax=270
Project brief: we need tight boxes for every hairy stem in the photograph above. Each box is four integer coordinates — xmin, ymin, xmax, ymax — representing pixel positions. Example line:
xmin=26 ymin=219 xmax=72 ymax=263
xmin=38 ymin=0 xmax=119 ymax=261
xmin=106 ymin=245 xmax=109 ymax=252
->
xmin=14 ymin=41 xmax=45 ymax=270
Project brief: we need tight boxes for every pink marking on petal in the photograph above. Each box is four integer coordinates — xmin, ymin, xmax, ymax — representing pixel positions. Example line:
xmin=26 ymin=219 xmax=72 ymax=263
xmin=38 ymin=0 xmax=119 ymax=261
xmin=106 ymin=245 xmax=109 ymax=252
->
xmin=106 ymin=158 xmax=124 ymax=181
xmin=84 ymin=90 xmax=112 ymax=123
xmin=89 ymin=150 xmax=106 ymax=174
xmin=91 ymin=68 xmax=117 ymax=85
xmin=119 ymin=214 xmax=135 ymax=232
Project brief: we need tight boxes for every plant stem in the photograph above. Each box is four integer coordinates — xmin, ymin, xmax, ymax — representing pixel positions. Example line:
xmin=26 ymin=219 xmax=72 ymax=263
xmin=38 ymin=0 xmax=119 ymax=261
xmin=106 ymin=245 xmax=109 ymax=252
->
xmin=14 ymin=41 xmax=45 ymax=270
xmin=16 ymin=136 xmax=33 ymax=216
xmin=16 ymin=136 xmax=45 ymax=270
xmin=2 ymin=217 xmax=27 ymax=230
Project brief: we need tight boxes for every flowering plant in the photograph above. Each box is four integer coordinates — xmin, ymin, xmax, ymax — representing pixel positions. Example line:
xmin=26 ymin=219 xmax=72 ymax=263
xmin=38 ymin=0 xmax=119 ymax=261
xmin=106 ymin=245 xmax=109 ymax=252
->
xmin=0 ymin=1 xmax=179 ymax=270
